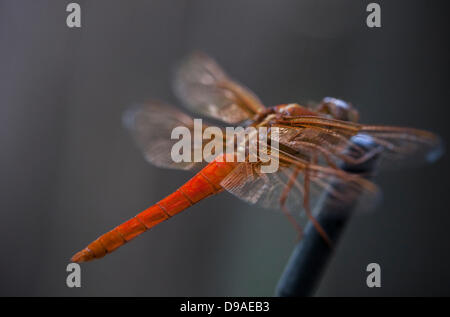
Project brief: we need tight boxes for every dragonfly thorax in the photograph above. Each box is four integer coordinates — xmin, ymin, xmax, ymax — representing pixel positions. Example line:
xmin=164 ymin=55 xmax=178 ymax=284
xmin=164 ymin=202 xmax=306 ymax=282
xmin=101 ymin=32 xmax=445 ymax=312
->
xmin=273 ymin=103 xmax=318 ymax=117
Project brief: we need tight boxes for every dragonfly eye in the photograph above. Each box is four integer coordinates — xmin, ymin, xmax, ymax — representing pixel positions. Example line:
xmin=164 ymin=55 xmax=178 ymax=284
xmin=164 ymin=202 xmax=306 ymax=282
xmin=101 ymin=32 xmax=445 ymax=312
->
xmin=319 ymin=97 xmax=359 ymax=122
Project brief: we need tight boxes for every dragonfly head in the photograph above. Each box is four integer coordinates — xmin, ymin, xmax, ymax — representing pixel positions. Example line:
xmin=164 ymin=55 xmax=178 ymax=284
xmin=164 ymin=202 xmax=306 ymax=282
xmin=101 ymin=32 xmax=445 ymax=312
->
xmin=316 ymin=97 xmax=359 ymax=122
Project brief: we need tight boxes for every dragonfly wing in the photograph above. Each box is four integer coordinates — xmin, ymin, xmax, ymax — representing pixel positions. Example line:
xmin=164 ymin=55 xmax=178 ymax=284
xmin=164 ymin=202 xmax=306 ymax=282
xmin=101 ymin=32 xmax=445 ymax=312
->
xmin=220 ymin=157 xmax=379 ymax=217
xmin=173 ymin=52 xmax=265 ymax=124
xmin=275 ymin=116 xmax=443 ymax=171
xmin=123 ymin=101 xmax=214 ymax=170
xmin=358 ymin=125 xmax=443 ymax=170
xmin=275 ymin=124 xmax=359 ymax=168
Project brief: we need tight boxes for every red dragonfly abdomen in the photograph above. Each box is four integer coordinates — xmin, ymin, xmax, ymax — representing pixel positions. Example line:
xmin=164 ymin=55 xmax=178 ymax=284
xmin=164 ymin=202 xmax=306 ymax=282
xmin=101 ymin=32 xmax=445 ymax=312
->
xmin=71 ymin=154 xmax=237 ymax=262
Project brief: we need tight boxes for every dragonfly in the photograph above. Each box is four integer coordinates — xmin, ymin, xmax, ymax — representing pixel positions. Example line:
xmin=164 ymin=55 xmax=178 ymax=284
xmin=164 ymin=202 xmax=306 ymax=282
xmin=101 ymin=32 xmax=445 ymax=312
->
xmin=72 ymin=52 xmax=443 ymax=262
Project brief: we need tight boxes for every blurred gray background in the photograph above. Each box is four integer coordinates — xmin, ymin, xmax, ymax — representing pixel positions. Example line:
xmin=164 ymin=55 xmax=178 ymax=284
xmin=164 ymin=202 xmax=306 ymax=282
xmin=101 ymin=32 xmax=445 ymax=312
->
xmin=1 ymin=0 xmax=449 ymax=296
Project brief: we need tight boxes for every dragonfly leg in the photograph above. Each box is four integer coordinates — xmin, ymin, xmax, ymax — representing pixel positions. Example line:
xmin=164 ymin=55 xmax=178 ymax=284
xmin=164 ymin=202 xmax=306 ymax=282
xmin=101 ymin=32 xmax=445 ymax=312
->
xmin=280 ymin=168 xmax=303 ymax=240
xmin=303 ymin=167 xmax=333 ymax=248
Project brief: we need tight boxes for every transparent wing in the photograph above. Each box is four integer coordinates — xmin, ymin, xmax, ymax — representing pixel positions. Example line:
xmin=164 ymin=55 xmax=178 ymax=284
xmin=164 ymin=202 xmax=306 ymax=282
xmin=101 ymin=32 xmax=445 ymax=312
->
xmin=123 ymin=101 xmax=223 ymax=170
xmin=173 ymin=52 xmax=266 ymax=124
xmin=220 ymin=113 xmax=441 ymax=216
xmin=359 ymin=125 xmax=444 ymax=169
xmin=275 ymin=116 xmax=443 ymax=171
xmin=220 ymin=151 xmax=379 ymax=218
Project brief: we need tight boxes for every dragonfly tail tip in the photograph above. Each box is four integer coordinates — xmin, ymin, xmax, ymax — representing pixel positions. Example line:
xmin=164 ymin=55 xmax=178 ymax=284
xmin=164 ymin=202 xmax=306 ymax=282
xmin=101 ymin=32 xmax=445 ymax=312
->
xmin=71 ymin=249 xmax=93 ymax=263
